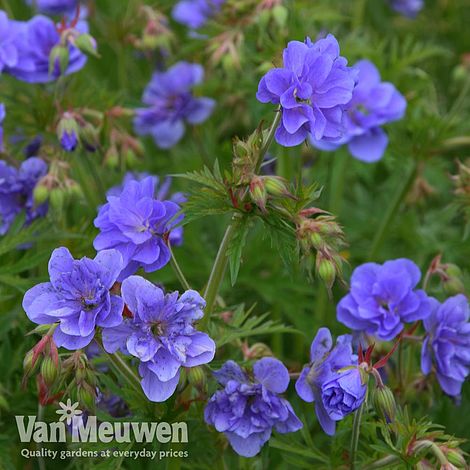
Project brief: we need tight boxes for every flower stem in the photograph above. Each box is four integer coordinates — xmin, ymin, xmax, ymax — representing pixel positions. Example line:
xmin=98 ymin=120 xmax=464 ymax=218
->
xmin=363 ymin=454 xmax=401 ymax=470
xmin=350 ymin=400 xmax=365 ymax=470
xmin=96 ymin=339 xmax=143 ymax=397
xmin=255 ymin=107 xmax=281 ymax=173
xmin=37 ymin=404 xmax=46 ymax=470
xmin=201 ymin=110 xmax=281 ymax=329
xmin=168 ymin=243 xmax=191 ymax=291
xmin=202 ymin=214 xmax=242 ymax=328
xmin=368 ymin=161 xmax=417 ymax=260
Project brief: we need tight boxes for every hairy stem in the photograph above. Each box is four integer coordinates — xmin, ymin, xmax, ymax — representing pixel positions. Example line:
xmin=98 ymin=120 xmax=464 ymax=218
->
xmin=37 ymin=404 xmax=46 ymax=470
xmin=169 ymin=243 xmax=192 ymax=291
xmin=202 ymin=215 xmax=242 ymax=328
xmin=350 ymin=400 xmax=365 ymax=470
xmin=255 ymin=108 xmax=281 ymax=173
xmin=96 ymin=339 xmax=143 ymax=397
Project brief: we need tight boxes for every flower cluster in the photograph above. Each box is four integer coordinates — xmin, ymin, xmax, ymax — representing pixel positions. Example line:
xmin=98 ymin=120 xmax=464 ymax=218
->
xmin=103 ymin=276 xmax=215 ymax=402
xmin=94 ymin=176 xmax=183 ymax=280
xmin=295 ymin=328 xmax=365 ymax=435
xmin=421 ymin=294 xmax=470 ymax=397
xmin=337 ymin=259 xmax=431 ymax=341
xmin=172 ymin=0 xmax=225 ymax=29
xmin=134 ymin=62 xmax=215 ymax=149
xmin=1 ymin=12 xmax=88 ymax=83
xmin=0 ymin=156 xmax=48 ymax=234
xmin=390 ymin=0 xmax=424 ymax=18
xmin=257 ymin=35 xmax=356 ymax=147
xmin=23 ymin=247 xmax=125 ymax=349
xmin=204 ymin=358 xmax=302 ymax=457
xmin=311 ymin=60 xmax=407 ymax=162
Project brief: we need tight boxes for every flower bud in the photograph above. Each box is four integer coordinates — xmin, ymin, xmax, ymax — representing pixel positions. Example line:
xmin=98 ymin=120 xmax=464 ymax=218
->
xmin=263 ymin=176 xmax=290 ymax=198
xmin=49 ymin=44 xmax=69 ymax=76
xmin=74 ymin=33 xmax=99 ymax=57
xmin=104 ymin=146 xmax=119 ymax=169
xmin=249 ymin=176 xmax=267 ymax=213
xmin=33 ymin=183 xmax=49 ymax=206
xmin=272 ymin=5 xmax=288 ymax=28
xmin=317 ymin=258 xmax=336 ymax=289
xmin=243 ymin=342 xmax=273 ymax=360
xmin=57 ymin=113 xmax=79 ymax=152
xmin=79 ymin=122 xmax=100 ymax=152
xmin=66 ymin=181 xmax=83 ymax=200
xmin=40 ymin=357 xmax=58 ymax=387
xmin=310 ymin=232 xmax=324 ymax=249
xmin=23 ymin=350 xmax=38 ymax=376
xmin=125 ymin=148 xmax=139 ymax=168
xmin=443 ymin=264 xmax=465 ymax=295
xmin=187 ymin=367 xmax=207 ymax=392
xmin=78 ymin=384 xmax=96 ymax=410
xmin=373 ymin=385 xmax=396 ymax=423
xmin=49 ymin=187 xmax=65 ymax=213
xmin=446 ymin=449 xmax=467 ymax=468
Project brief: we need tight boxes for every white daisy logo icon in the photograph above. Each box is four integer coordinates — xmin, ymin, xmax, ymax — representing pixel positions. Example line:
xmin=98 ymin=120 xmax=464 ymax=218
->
xmin=56 ymin=399 xmax=83 ymax=425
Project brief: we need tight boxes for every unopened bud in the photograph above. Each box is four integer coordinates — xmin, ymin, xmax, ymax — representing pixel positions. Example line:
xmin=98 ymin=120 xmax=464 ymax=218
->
xmin=79 ymin=122 xmax=100 ymax=152
xmin=74 ymin=33 xmax=99 ymax=57
xmin=49 ymin=44 xmax=69 ymax=76
xmin=104 ymin=146 xmax=119 ymax=169
xmin=125 ymin=148 xmax=138 ymax=168
xmin=446 ymin=449 xmax=467 ymax=468
xmin=244 ymin=342 xmax=273 ymax=360
xmin=187 ymin=367 xmax=207 ymax=392
xmin=40 ymin=357 xmax=58 ymax=387
xmin=263 ymin=176 xmax=290 ymax=198
xmin=249 ymin=176 xmax=267 ymax=213
xmin=272 ymin=5 xmax=288 ymax=28
xmin=33 ymin=183 xmax=49 ymax=206
xmin=310 ymin=232 xmax=324 ymax=249
xmin=66 ymin=181 xmax=83 ymax=200
xmin=318 ymin=258 xmax=336 ymax=289
xmin=78 ymin=384 xmax=96 ymax=410
xmin=373 ymin=385 xmax=396 ymax=423
xmin=443 ymin=264 xmax=465 ymax=295
xmin=23 ymin=350 xmax=38 ymax=376
xmin=57 ymin=113 xmax=79 ymax=152
xmin=49 ymin=187 xmax=65 ymax=213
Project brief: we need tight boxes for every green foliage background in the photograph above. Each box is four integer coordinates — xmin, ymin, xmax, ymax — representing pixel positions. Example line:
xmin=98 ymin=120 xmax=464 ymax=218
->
xmin=0 ymin=0 xmax=469 ymax=468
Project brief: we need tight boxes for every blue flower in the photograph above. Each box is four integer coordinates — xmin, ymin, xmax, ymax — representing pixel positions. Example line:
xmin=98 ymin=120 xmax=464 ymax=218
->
xmin=102 ymin=275 xmax=215 ymax=402
xmin=421 ymin=294 xmax=470 ymax=397
xmin=0 ymin=11 xmax=21 ymax=73
xmin=106 ymin=172 xmax=186 ymax=247
xmin=390 ymin=0 xmax=423 ymax=18
xmin=311 ymin=60 xmax=407 ymax=162
xmin=134 ymin=62 xmax=215 ymax=149
xmin=256 ymin=34 xmax=356 ymax=147
xmin=204 ymin=358 xmax=302 ymax=457
xmin=295 ymin=328 xmax=359 ymax=435
xmin=4 ymin=15 xmax=88 ymax=83
xmin=172 ymin=0 xmax=225 ymax=29
xmin=0 ymin=157 xmax=48 ymax=235
xmin=94 ymin=176 xmax=183 ymax=280
xmin=321 ymin=367 xmax=366 ymax=420
xmin=337 ymin=259 xmax=431 ymax=341
xmin=23 ymin=247 xmax=125 ymax=350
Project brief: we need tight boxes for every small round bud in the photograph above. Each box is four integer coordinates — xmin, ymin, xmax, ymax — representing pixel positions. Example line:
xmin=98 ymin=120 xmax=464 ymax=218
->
xmin=187 ymin=367 xmax=207 ymax=392
xmin=104 ymin=146 xmax=119 ymax=169
xmin=125 ymin=148 xmax=138 ymax=168
xmin=78 ymin=385 xmax=96 ymax=410
xmin=23 ymin=350 xmax=38 ymax=376
xmin=373 ymin=386 xmax=396 ymax=423
xmin=310 ymin=232 xmax=324 ymax=249
xmin=49 ymin=187 xmax=65 ymax=213
xmin=33 ymin=184 xmax=49 ymax=206
xmin=446 ymin=448 xmax=466 ymax=468
xmin=40 ymin=357 xmax=58 ymax=387
xmin=74 ymin=33 xmax=99 ymax=57
xmin=49 ymin=44 xmax=69 ymax=75
xmin=264 ymin=176 xmax=289 ymax=198
xmin=318 ymin=258 xmax=336 ymax=289
xmin=272 ymin=5 xmax=288 ymax=28
xmin=249 ymin=176 xmax=267 ymax=213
